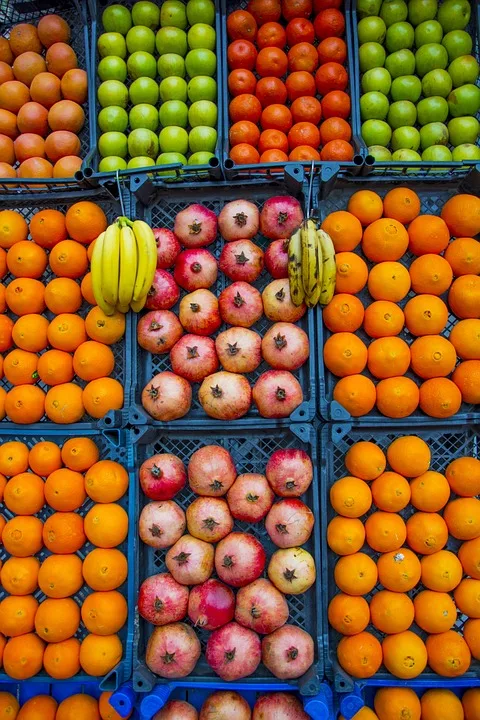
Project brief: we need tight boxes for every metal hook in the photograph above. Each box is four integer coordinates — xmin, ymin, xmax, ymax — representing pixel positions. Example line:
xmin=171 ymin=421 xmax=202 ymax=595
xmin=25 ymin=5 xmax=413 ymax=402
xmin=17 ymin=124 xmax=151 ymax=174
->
xmin=306 ymin=158 xmax=315 ymax=219
xmin=116 ymin=169 xmax=126 ymax=216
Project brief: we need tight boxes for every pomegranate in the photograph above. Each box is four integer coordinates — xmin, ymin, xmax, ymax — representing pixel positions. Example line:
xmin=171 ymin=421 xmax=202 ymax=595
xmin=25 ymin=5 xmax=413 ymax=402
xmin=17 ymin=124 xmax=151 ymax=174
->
xmin=261 ymin=625 xmax=314 ymax=679
xmin=235 ymin=578 xmax=289 ymax=634
xmin=266 ymin=449 xmax=313 ymax=497
xmin=253 ymin=693 xmax=309 ymax=719
xmin=139 ymin=501 xmax=186 ymax=549
xmin=174 ymin=248 xmax=218 ymax=291
xmin=215 ymin=327 xmax=262 ymax=373
xmin=179 ymin=289 xmax=221 ymax=336
xmin=261 ymin=323 xmax=309 ymax=371
xmin=154 ymin=700 xmax=198 ymax=719
xmin=267 ymin=547 xmax=316 ymax=594
xmin=186 ymin=497 xmax=234 ymax=543
xmin=154 ymin=228 xmax=181 ymax=269
xmin=199 ymin=371 xmax=252 ymax=420
xmin=219 ymin=240 xmax=264 ymax=283
xmin=264 ymin=239 xmax=289 ymax=279
xmin=226 ymin=474 xmax=274 ymax=522
xmin=265 ymin=499 xmax=314 ymax=548
xmin=205 ymin=621 xmax=261 ymax=680
xmin=215 ymin=532 xmax=266 ymax=587
xmin=142 ymin=371 xmax=192 ymax=422
xmin=146 ymin=269 xmax=181 ymax=311
xmin=260 ymin=196 xmax=304 ymax=240
xmin=166 ymin=534 xmax=214 ymax=585
xmin=188 ymin=578 xmax=235 ymax=630
xmin=138 ymin=572 xmax=189 ymax=625
xmin=188 ymin=445 xmax=237 ymax=496
xmin=199 ymin=691 xmax=252 ymax=720
xmin=219 ymin=282 xmax=263 ymax=328
xmin=140 ymin=453 xmax=187 ymax=501
xmin=218 ymin=199 xmax=259 ymax=241
xmin=170 ymin=335 xmax=219 ymax=383
xmin=146 ymin=622 xmax=201 ymax=678
xmin=253 ymin=370 xmax=303 ymax=418
xmin=137 ymin=310 xmax=183 ymax=355
xmin=174 ymin=204 xmax=218 ymax=248
xmin=262 ymin=279 xmax=306 ymax=323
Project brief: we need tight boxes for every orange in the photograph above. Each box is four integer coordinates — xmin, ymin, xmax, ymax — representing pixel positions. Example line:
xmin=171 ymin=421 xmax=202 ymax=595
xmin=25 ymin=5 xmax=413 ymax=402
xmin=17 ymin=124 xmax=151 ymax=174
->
xmin=6 ymin=240 xmax=47 ymax=279
xmin=365 ymin=511 xmax=407 ymax=552
xmin=35 ymin=597 xmax=80 ymax=642
xmin=382 ymin=187 xmax=420 ymax=224
xmin=84 ymin=460 xmax=129 ymax=503
xmin=327 ymin=516 xmax=365 ymax=555
xmin=414 ymin=589 xmax=456 ymax=633
xmin=0 ymin=80 xmax=30 ymax=114
xmin=454 ymin=578 xmax=480 ymax=617
xmin=337 ymin=631 xmax=382 ymax=678
xmin=421 ymin=689 xmax=464 ymax=720
xmin=29 ymin=72 xmax=61 ymax=110
xmin=84 ymin=503 xmax=128 ymax=548
xmin=449 ymin=319 xmax=480 ymax=360
xmin=330 ymin=475 xmax=372 ymax=518
xmin=2 ymin=516 xmax=43 ymax=557
xmin=362 ymin=219 xmax=409 ymax=262
xmin=377 ymin=548 xmax=421 ymax=594
xmin=82 ymin=548 xmax=128 ymax=591
xmin=3 ymin=349 xmax=38 ymax=386
xmin=0 ymin=693 xmax=19 ymax=719
xmin=38 ymin=554 xmax=83 ymax=598
xmin=0 ymin=440 xmax=29 ymax=476
xmin=347 ymin=190 xmax=383 ymax=226
xmin=0 ymin=248 xmax=6 ymax=277
xmin=2 ymin=633 xmax=44 ymax=680
xmin=99 ymin=691 xmax=132 ymax=720
xmin=335 ymin=252 xmax=369 ymax=294
xmin=322 ymin=294 xmax=364 ymax=333
xmin=44 ymin=382 xmax=84 ymax=424
xmin=369 ymin=590 xmax=414 ymax=634
xmin=49 ymin=239 xmax=88 ymax=279
xmin=409 ymin=254 xmax=453 ymax=296
xmin=17 ymin=695 xmax=57 ymax=719
xmin=81 ymin=272 xmax=96 ymax=305
xmin=44 ymin=277 xmax=82 ymax=313
xmin=374 ymin=688 xmax=421 ymax=720
xmin=328 ymin=593 xmax=370 ymax=635
xmin=408 ymin=215 xmax=450 ymax=256
xmin=0 ymin=110 xmax=18 ymax=141
xmin=376 ymin=376 xmax=419 ymax=419
xmin=382 ymin=630 xmax=427 ymax=679
xmin=53 ymin=156 xmax=83 ymax=178
xmin=0 ymin=38 xmax=13 ymax=64
xmin=29 ymin=208 xmax=67 ymax=249
xmin=43 ymin=637 xmax=80 ymax=680
xmin=406 ymin=512 xmax=448 ymax=555
xmin=334 ymin=552 xmax=378 ymax=595
xmin=410 ymin=471 xmax=450 ymax=512
xmin=83 ymin=378 xmax=124 ymax=419
xmin=60 ymin=68 xmax=87 ymax=104
xmin=42 ymin=512 xmax=86 ymax=554
xmin=4 ymin=472 xmax=44 ymax=514
xmin=410 ymin=335 xmax=457 ymax=379
xmin=12 ymin=314 xmax=49 ymax=353
xmin=323 ymin=332 xmax=368 ymax=377
xmin=81 ymin=590 xmax=128 ymax=635
xmin=444 ymin=237 xmax=480 ymax=277
xmin=0 ymin=474 xmax=5 ymax=501
xmin=463 ymin=688 xmax=480 ymax=720
xmin=426 ymin=630 xmax=471 ymax=677
xmin=44 ymin=467 xmax=86 ymax=511
xmin=345 ymin=441 xmax=386 ymax=481
xmin=56 ymin=695 xmax=100 ymax=720
xmin=65 ymin=202 xmax=108 ymax=245
xmin=37 ymin=349 xmax=74 ymax=386
xmin=28 ymin=441 xmax=62 ymax=477
xmin=367 ymin=337 xmax=410 ymax=380
xmin=463 ymin=619 xmax=480 ymax=660
xmin=367 ymin=262 xmax=411 ymax=302
xmin=79 ymin=633 xmax=123 ymax=676
xmin=448 ymin=275 xmax=480 ymax=320
xmin=5 ymin=379 xmax=45 ymax=421
xmin=0 ymin=594 xmax=38 ymax=636
xmin=73 ymin=341 xmax=115 ymax=382
xmin=459 ymin=537 xmax=480 ymax=579
xmin=0 ymin=631 xmax=6 ymax=666
xmin=404 ymin=294 xmax=449 ymax=336
xmin=61 ymin=438 xmax=99 ymax=472
xmin=333 ymin=375 xmax=376 ymax=417
xmin=85 ymin=307 xmax=126 ymax=345
xmin=9 ymin=23 xmax=42 ymax=56
xmin=441 ymin=193 xmax=480 ymax=238
xmin=44 ymin=130 xmax=80 ymax=163
xmin=0 ymin=315 xmax=14 ymax=353
xmin=363 ymin=301 xmax=405 ymax=338
xmin=444 ymin=497 xmax=480 ymax=540
xmin=452 ymin=360 xmax=480 ymax=404
xmin=321 ymin=211 xmax=362 ymax=252
xmin=0 ymin=556 xmax=39 ymax=595
xmin=421 ymin=550 xmax=463 ymax=592
xmin=47 ymin=313 xmax=86 ymax=352
xmin=419 ymin=377 xmax=462 ymax=418
xmin=371 ymin=472 xmax=411 ymax=512
xmin=47 ymin=99 xmax=84 ymax=134
xmin=5 ymin=278 xmax=45 ymax=315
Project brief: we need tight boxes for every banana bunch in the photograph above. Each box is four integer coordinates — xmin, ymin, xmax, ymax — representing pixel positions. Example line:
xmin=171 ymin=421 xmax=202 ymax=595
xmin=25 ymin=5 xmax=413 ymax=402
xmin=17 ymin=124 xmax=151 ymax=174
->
xmin=91 ymin=217 xmax=157 ymax=315
xmin=288 ymin=218 xmax=336 ymax=309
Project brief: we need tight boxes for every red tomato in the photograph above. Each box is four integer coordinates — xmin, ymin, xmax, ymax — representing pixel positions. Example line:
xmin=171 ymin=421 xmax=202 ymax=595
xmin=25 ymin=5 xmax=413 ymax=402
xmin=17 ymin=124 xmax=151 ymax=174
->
xmin=315 ymin=62 xmax=348 ymax=94
xmin=228 ymin=39 xmax=258 ymax=71
xmin=321 ymin=90 xmax=350 ymax=119
xmin=320 ymin=139 xmax=354 ymax=160
xmin=319 ymin=117 xmax=351 ymax=143
xmin=258 ymin=128 xmax=289 ymax=154
xmin=256 ymin=46 xmax=288 ymax=78
xmin=288 ymin=42 xmax=319 ymax=73
xmin=285 ymin=70 xmax=316 ymax=101
xmin=289 ymin=145 xmax=321 ymax=160
xmin=257 ymin=21 xmax=287 ymax=48
xmin=227 ymin=10 xmax=258 ymax=41
xmin=228 ymin=69 xmax=257 ymax=97
xmin=260 ymin=149 xmax=288 ymax=163
xmin=291 ymin=96 xmax=322 ymax=124
xmin=255 ymin=76 xmax=288 ymax=107
xmin=261 ymin=103 xmax=293 ymax=132
xmin=230 ymin=143 xmax=260 ymax=164
xmin=281 ymin=0 xmax=313 ymax=21
xmin=229 ymin=120 xmax=261 ymax=147
xmin=288 ymin=121 xmax=321 ymax=150
xmin=317 ymin=36 xmax=347 ymax=64
xmin=314 ymin=8 xmax=345 ymax=39
xmin=229 ymin=93 xmax=263 ymax=123
xmin=247 ymin=0 xmax=282 ymax=25
xmin=286 ymin=18 xmax=315 ymax=45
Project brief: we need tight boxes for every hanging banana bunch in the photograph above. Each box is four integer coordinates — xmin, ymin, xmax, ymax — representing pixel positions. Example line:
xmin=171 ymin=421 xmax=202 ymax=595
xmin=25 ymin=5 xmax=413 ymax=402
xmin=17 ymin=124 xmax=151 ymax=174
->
xmin=288 ymin=217 xmax=337 ymax=308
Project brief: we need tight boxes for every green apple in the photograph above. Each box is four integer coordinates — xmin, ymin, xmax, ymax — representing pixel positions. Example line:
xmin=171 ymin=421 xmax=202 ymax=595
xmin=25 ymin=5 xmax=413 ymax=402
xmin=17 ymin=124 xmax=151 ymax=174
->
xmin=128 ymin=128 xmax=159 ymax=158
xmin=357 ymin=0 xmax=382 ymax=18
xmin=102 ymin=5 xmax=132 ymax=35
xmin=188 ymin=76 xmax=217 ymax=102
xmin=361 ymin=67 xmax=391 ymax=94
xmin=387 ymin=99 xmax=417 ymax=128
xmin=391 ymin=74 xmax=422 ymax=101
xmin=360 ymin=91 xmax=390 ymax=120
xmin=362 ymin=119 xmax=392 ymax=146
xmin=98 ymin=32 xmax=126 ymax=58
xmin=452 ymin=143 xmax=480 ymax=161
xmin=415 ymin=43 xmax=449 ymax=76
xmin=188 ymin=23 xmax=216 ymax=51
xmin=392 ymin=148 xmax=422 ymax=159
xmin=98 ymin=105 xmax=128 ymax=132
xmin=156 ymin=27 xmax=188 ymax=56
xmin=186 ymin=48 xmax=216 ymax=77
xmin=98 ymin=56 xmax=127 ymax=82
xmin=420 ymin=121 xmax=449 ymax=148
xmin=129 ymin=77 xmax=159 ymax=105
xmin=130 ymin=104 xmax=159 ymax=131
xmin=385 ymin=49 xmax=415 ymax=77
xmin=99 ymin=156 xmax=128 ymax=171
xmin=127 ymin=156 xmax=155 ymax=169
xmin=359 ymin=42 xmax=386 ymax=71
xmin=358 ymin=16 xmax=386 ymax=44
xmin=98 ymin=131 xmax=128 ymax=158
xmin=132 ymin=1 xmax=160 ymax=30
xmin=422 ymin=68 xmax=453 ymax=97
xmin=161 ymin=0 xmax=187 ymax=29
xmin=417 ymin=96 xmax=449 ymax=124
xmin=188 ymin=99 xmax=217 ymax=127
xmin=385 ymin=21 xmax=414 ymax=52
xmin=156 ymin=151 xmax=187 ymax=165
xmin=437 ymin=0 xmax=471 ymax=31
xmin=422 ymin=145 xmax=453 ymax=160
xmin=158 ymin=53 xmax=186 ymax=78
xmin=408 ymin=0 xmax=438 ymax=26
xmin=160 ymin=76 xmax=188 ymax=102
xmin=368 ymin=145 xmax=393 ymax=160
xmin=449 ymin=55 xmax=480 ymax=88
xmin=126 ymin=25 xmax=155 ymax=54
xmin=127 ymin=51 xmax=157 ymax=79
xmin=98 ymin=80 xmax=128 ymax=108
xmin=187 ymin=0 xmax=215 ymax=25
xmin=442 ymin=30 xmax=473 ymax=61
xmin=188 ymin=151 xmax=215 ymax=164
xmin=380 ymin=0 xmax=408 ymax=27
xmin=392 ymin=125 xmax=421 ymax=150
xmin=159 ymin=99 xmax=189 ymax=127
xmin=415 ymin=20 xmax=443 ymax=46
xmin=448 ymin=115 xmax=480 ymax=145
xmin=189 ymin=126 xmax=217 ymax=152
xmin=159 ymin=126 xmax=189 ymax=154
xmin=448 ymin=83 xmax=480 ymax=116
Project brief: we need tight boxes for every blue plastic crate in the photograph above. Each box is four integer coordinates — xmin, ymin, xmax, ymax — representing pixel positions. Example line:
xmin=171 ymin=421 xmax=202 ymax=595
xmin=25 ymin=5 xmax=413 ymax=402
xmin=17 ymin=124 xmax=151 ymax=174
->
xmin=0 ymin=427 xmax=135 ymax=690
xmin=321 ymin=420 xmax=480 ymax=692
xmin=129 ymin=179 xmax=317 ymax=426
xmin=316 ymin=169 xmax=480 ymax=424
xmin=129 ymin=422 xmax=323 ymax=694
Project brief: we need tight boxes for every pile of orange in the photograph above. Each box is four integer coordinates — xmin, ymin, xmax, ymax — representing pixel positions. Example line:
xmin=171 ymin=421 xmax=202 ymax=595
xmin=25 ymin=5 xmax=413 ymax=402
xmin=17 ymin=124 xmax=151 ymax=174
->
xmin=0 ymin=200 xmax=125 ymax=423
xmin=0 ymin=436 xmax=130 ymax=680
xmin=342 ymin=687 xmax=480 ymax=720
xmin=227 ymin=0 xmax=354 ymax=165
xmin=0 ymin=15 xmax=88 ymax=180
xmin=328 ymin=434 xmax=480 ymax=680
xmin=322 ymin=188 xmax=480 ymax=419
xmin=0 ymin=689 xmax=132 ymax=719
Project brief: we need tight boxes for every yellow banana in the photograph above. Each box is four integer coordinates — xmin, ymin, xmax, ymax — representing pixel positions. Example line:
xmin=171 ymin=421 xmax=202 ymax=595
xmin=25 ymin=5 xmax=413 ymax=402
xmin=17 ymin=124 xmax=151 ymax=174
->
xmin=132 ymin=220 xmax=157 ymax=303
xmin=130 ymin=295 xmax=147 ymax=312
xmin=90 ymin=231 xmax=115 ymax=316
xmin=318 ymin=228 xmax=336 ymax=306
xmin=288 ymin=228 xmax=304 ymax=307
xmin=102 ymin=221 xmax=121 ymax=306
xmin=118 ymin=223 xmax=138 ymax=310
xmin=302 ymin=218 xmax=323 ymax=307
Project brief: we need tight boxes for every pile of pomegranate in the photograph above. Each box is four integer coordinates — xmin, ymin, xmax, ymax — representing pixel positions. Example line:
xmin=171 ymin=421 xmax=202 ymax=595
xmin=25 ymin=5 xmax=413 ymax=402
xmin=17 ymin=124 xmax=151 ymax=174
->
xmin=137 ymin=444 xmax=317 ymax=682
xmin=155 ymin=690 xmax=310 ymax=719
xmin=138 ymin=196 xmax=310 ymax=422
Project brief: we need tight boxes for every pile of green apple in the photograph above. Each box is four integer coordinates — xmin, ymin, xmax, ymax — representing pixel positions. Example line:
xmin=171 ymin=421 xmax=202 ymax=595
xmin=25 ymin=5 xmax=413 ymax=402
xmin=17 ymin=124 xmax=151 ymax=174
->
xmin=357 ymin=0 xmax=480 ymax=163
xmin=96 ymin=0 xmax=218 ymax=172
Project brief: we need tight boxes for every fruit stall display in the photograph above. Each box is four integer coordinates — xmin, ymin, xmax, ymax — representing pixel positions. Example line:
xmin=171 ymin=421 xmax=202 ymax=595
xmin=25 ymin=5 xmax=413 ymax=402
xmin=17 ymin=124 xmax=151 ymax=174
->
xmin=317 ymin=183 xmax=480 ymax=422
xmin=92 ymin=0 xmax=220 ymax=174
xmin=0 ymin=3 xmax=90 ymax=182
xmin=355 ymin=0 xmax=480 ymax=164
